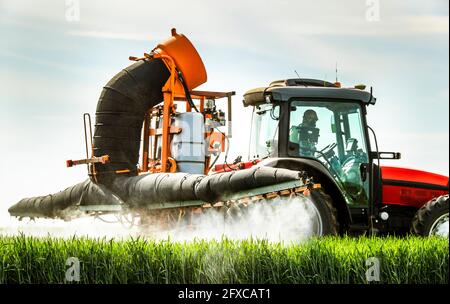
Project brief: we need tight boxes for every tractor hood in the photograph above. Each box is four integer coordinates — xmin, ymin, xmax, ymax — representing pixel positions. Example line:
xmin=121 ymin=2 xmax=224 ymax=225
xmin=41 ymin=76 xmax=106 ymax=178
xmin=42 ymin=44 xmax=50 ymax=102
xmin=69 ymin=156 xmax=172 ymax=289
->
xmin=381 ymin=166 xmax=449 ymax=188
xmin=381 ymin=166 xmax=449 ymax=208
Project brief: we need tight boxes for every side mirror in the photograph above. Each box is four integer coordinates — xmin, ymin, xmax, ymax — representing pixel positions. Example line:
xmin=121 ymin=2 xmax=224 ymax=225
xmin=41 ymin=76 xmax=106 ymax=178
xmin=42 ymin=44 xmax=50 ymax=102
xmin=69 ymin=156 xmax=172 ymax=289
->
xmin=370 ymin=151 xmax=401 ymax=160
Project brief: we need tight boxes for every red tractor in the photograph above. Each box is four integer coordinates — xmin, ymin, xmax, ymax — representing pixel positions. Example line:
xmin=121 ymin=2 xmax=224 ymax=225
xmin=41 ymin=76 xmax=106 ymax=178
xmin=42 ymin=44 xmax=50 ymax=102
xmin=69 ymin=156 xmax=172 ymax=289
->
xmin=229 ymin=78 xmax=449 ymax=236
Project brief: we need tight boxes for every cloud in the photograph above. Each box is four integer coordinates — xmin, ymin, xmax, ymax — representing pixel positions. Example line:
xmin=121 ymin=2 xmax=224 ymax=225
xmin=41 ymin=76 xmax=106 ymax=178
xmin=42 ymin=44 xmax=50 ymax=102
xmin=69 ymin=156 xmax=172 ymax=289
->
xmin=374 ymin=131 xmax=449 ymax=175
xmin=405 ymin=15 xmax=449 ymax=34
xmin=2 ymin=1 xmax=448 ymax=44
xmin=0 ymin=49 xmax=89 ymax=74
xmin=66 ymin=30 xmax=163 ymax=42
xmin=266 ymin=15 xmax=449 ymax=36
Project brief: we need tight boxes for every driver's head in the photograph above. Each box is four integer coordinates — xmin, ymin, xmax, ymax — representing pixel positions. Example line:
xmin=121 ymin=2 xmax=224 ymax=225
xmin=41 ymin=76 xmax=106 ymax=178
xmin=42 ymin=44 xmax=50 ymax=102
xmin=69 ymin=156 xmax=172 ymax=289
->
xmin=302 ymin=109 xmax=318 ymax=127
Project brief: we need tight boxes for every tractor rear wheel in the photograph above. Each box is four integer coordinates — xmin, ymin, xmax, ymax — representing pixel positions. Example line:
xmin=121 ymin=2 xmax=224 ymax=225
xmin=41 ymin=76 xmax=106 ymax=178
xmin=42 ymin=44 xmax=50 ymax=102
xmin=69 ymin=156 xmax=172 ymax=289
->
xmin=223 ymin=187 xmax=339 ymax=239
xmin=411 ymin=195 xmax=449 ymax=237
xmin=308 ymin=188 xmax=339 ymax=236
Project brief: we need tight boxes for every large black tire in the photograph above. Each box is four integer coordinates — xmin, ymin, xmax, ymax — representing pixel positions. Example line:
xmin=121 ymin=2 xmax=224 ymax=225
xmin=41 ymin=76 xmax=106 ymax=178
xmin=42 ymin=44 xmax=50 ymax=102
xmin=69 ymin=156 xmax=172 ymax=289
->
xmin=309 ymin=188 xmax=339 ymax=236
xmin=411 ymin=195 xmax=449 ymax=236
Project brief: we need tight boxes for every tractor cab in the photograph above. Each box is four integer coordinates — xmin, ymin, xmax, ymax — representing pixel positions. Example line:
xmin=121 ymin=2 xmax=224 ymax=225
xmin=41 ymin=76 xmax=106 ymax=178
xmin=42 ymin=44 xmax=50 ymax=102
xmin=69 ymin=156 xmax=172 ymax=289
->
xmin=245 ymin=79 xmax=376 ymax=207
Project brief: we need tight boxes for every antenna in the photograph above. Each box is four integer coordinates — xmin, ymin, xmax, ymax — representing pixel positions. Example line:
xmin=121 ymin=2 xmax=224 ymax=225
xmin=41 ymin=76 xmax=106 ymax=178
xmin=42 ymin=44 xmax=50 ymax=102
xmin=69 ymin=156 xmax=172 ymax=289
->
xmin=335 ymin=62 xmax=338 ymax=82
xmin=294 ymin=70 xmax=301 ymax=78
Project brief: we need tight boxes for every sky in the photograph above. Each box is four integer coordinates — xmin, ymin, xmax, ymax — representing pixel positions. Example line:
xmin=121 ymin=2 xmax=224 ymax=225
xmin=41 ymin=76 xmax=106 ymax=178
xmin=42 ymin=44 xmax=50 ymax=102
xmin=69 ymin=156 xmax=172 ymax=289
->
xmin=0 ymin=0 xmax=448 ymax=220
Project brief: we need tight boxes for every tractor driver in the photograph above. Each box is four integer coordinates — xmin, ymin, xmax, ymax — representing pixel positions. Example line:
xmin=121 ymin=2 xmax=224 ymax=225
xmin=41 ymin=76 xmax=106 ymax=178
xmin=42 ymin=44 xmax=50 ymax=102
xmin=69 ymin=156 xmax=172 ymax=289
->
xmin=289 ymin=109 xmax=320 ymax=157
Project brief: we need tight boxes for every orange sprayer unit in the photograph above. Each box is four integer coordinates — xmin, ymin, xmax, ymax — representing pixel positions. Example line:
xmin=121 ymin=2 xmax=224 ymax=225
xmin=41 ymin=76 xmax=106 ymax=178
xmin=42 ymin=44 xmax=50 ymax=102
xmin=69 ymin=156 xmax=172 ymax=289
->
xmin=134 ymin=28 xmax=234 ymax=174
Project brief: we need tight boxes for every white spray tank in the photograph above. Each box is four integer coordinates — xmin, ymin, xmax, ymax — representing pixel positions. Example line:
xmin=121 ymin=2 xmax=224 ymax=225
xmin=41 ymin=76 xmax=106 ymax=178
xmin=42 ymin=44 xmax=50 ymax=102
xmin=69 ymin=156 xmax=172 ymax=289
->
xmin=171 ymin=112 xmax=206 ymax=174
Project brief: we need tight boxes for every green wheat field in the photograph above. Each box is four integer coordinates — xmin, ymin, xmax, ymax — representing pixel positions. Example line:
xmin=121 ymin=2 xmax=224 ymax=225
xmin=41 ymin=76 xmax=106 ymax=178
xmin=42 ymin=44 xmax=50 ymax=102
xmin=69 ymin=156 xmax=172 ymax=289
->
xmin=0 ymin=235 xmax=448 ymax=284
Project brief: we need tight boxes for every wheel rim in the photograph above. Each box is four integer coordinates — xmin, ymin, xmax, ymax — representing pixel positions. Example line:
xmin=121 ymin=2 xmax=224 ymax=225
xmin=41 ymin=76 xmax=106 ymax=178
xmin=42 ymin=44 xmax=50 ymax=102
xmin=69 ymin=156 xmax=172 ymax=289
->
xmin=273 ymin=194 xmax=324 ymax=237
xmin=236 ymin=195 xmax=324 ymax=241
xmin=303 ymin=198 xmax=323 ymax=236
xmin=270 ymin=195 xmax=323 ymax=241
xmin=429 ymin=213 xmax=449 ymax=237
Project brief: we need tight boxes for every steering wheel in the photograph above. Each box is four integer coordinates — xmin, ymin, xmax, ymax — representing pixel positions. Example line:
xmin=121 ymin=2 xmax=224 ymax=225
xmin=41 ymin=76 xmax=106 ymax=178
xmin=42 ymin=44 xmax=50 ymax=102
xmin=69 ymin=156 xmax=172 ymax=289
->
xmin=318 ymin=142 xmax=337 ymax=158
xmin=314 ymin=142 xmax=341 ymax=179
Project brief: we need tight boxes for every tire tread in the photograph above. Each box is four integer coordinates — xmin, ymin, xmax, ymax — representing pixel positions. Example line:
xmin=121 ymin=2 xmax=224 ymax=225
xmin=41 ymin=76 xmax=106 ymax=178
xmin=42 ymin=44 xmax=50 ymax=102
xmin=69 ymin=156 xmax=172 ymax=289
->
xmin=411 ymin=194 xmax=449 ymax=236
xmin=310 ymin=188 xmax=339 ymax=235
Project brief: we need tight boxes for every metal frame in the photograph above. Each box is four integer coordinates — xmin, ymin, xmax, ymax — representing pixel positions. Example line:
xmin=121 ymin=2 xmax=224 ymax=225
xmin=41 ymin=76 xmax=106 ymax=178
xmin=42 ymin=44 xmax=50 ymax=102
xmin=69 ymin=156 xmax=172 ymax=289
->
xmin=139 ymin=54 xmax=235 ymax=175
xmin=77 ymin=179 xmax=313 ymax=213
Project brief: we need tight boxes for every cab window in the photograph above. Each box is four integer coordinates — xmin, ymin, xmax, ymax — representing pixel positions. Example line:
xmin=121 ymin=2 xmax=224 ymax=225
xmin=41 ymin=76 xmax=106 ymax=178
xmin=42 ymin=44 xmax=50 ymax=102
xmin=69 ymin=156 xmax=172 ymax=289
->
xmin=288 ymin=100 xmax=369 ymax=205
